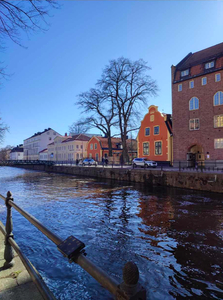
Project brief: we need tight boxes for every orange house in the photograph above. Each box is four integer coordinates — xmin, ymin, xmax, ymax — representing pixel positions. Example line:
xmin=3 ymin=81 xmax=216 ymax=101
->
xmin=137 ymin=105 xmax=173 ymax=164
xmin=87 ymin=136 xmax=137 ymax=163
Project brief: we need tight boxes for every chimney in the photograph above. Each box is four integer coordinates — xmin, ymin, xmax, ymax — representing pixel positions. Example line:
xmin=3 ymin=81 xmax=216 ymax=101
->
xmin=65 ymin=133 xmax=67 ymax=136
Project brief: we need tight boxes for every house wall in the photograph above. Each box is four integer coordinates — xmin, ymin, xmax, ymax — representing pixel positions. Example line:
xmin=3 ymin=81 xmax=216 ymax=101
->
xmin=137 ymin=106 xmax=170 ymax=161
xmin=172 ymin=60 xmax=223 ymax=162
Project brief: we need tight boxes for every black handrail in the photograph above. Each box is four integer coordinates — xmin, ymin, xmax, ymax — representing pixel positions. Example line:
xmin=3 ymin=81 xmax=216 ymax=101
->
xmin=0 ymin=221 xmax=56 ymax=300
xmin=0 ymin=191 xmax=146 ymax=300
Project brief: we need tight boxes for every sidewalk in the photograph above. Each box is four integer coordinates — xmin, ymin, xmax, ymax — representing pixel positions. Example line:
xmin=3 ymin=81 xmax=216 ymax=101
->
xmin=0 ymin=222 xmax=44 ymax=300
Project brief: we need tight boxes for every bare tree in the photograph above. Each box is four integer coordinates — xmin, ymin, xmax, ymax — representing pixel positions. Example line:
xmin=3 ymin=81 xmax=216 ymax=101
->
xmin=76 ymin=88 xmax=117 ymax=157
xmin=69 ymin=119 xmax=91 ymax=135
xmin=0 ymin=117 xmax=8 ymax=144
xmin=0 ymin=144 xmax=12 ymax=160
xmin=0 ymin=0 xmax=58 ymax=78
xmin=99 ymin=57 xmax=157 ymax=162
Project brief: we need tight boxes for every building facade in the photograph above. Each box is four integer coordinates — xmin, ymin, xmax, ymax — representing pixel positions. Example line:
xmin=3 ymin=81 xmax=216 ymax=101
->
xmin=137 ymin=105 xmax=173 ymax=164
xmin=23 ymin=128 xmax=61 ymax=160
xmin=39 ymin=149 xmax=48 ymax=161
xmin=172 ymin=42 xmax=223 ymax=166
xmin=47 ymin=134 xmax=90 ymax=161
xmin=87 ymin=136 xmax=137 ymax=163
xmin=9 ymin=145 xmax=24 ymax=160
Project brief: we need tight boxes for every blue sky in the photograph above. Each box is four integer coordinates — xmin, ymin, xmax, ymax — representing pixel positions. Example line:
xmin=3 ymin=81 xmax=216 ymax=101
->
xmin=1 ymin=0 xmax=223 ymax=147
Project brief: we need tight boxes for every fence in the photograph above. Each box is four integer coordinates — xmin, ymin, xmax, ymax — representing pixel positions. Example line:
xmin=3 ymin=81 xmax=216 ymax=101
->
xmin=0 ymin=191 xmax=146 ymax=300
xmin=175 ymin=160 xmax=223 ymax=172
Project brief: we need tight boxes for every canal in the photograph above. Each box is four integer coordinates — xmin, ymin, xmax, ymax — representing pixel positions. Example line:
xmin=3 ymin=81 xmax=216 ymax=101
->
xmin=0 ymin=167 xmax=222 ymax=299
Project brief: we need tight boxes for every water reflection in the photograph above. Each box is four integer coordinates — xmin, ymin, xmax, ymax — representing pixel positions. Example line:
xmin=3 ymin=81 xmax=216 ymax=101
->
xmin=0 ymin=167 xmax=222 ymax=299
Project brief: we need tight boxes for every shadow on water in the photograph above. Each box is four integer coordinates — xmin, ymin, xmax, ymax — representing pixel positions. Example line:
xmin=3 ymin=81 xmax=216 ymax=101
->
xmin=0 ymin=166 xmax=222 ymax=299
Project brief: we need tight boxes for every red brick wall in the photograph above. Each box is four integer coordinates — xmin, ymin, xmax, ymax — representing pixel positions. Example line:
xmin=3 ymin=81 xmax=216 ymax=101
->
xmin=172 ymin=60 xmax=223 ymax=161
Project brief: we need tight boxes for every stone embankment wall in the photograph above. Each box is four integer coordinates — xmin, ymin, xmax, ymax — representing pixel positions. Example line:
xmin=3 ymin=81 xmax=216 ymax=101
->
xmin=14 ymin=164 xmax=223 ymax=193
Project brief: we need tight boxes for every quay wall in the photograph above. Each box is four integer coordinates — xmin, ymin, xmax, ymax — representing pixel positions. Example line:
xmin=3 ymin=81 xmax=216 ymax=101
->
xmin=13 ymin=164 xmax=223 ymax=193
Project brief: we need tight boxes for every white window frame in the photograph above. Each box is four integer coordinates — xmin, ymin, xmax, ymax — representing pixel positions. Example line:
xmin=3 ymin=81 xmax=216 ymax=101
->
xmin=213 ymin=91 xmax=223 ymax=106
xmin=215 ymin=73 xmax=221 ymax=82
xmin=202 ymin=77 xmax=207 ymax=86
xmin=189 ymin=97 xmax=199 ymax=111
xmin=189 ymin=118 xmax=200 ymax=131
xmin=178 ymin=84 xmax=182 ymax=92
xmin=181 ymin=69 xmax=189 ymax=77
xmin=205 ymin=61 xmax=214 ymax=69
xmin=189 ymin=80 xmax=194 ymax=89
xmin=143 ymin=142 xmax=149 ymax=155
xmin=214 ymin=138 xmax=223 ymax=149
xmin=214 ymin=115 xmax=223 ymax=128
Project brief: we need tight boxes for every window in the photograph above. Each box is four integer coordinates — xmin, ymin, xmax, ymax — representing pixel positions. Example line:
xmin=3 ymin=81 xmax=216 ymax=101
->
xmin=76 ymin=153 xmax=79 ymax=159
xmin=205 ymin=61 xmax=214 ymax=69
xmin=189 ymin=81 xmax=194 ymax=89
xmin=104 ymin=153 xmax=108 ymax=158
xmin=215 ymin=73 xmax=221 ymax=82
xmin=81 ymin=145 xmax=83 ymax=149
xmin=214 ymin=138 xmax=223 ymax=149
xmin=143 ymin=142 xmax=149 ymax=155
xmin=189 ymin=118 xmax=200 ymax=130
xmin=213 ymin=91 xmax=223 ymax=106
xmin=181 ymin=69 xmax=189 ymax=77
xmin=155 ymin=141 xmax=162 ymax=155
xmin=76 ymin=145 xmax=79 ymax=149
xmin=189 ymin=97 xmax=199 ymax=110
xmin=154 ymin=126 xmax=159 ymax=135
xmin=178 ymin=84 xmax=182 ymax=92
xmin=95 ymin=143 xmax=97 ymax=150
xmin=89 ymin=153 xmax=92 ymax=158
xmin=90 ymin=143 xmax=93 ymax=150
xmin=96 ymin=153 xmax=99 ymax=161
xmin=145 ymin=127 xmax=150 ymax=136
xmin=202 ymin=77 xmax=207 ymax=85
xmin=214 ymin=115 xmax=223 ymax=128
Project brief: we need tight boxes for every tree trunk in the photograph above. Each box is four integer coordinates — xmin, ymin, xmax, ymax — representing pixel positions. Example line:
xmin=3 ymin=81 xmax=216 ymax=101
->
xmin=122 ymin=126 xmax=129 ymax=163
xmin=108 ymin=135 xmax=113 ymax=157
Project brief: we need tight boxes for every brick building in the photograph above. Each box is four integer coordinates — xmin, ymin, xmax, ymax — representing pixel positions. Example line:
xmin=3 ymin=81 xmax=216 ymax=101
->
xmin=87 ymin=136 xmax=137 ymax=164
xmin=137 ymin=105 xmax=173 ymax=164
xmin=172 ymin=42 xmax=223 ymax=166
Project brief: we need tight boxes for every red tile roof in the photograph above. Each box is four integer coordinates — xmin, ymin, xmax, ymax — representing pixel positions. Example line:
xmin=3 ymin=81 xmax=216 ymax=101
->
xmin=177 ymin=42 xmax=223 ymax=70
xmin=39 ymin=148 xmax=48 ymax=153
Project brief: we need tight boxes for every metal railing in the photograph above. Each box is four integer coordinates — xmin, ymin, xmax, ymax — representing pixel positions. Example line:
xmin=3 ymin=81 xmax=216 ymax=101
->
xmin=175 ymin=160 xmax=223 ymax=173
xmin=0 ymin=191 xmax=146 ymax=300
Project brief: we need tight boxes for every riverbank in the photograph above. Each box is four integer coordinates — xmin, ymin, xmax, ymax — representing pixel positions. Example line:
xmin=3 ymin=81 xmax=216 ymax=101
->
xmin=13 ymin=164 xmax=223 ymax=193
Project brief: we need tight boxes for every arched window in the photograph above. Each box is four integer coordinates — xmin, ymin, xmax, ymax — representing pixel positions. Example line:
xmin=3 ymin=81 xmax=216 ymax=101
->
xmin=189 ymin=97 xmax=199 ymax=110
xmin=213 ymin=91 xmax=223 ymax=106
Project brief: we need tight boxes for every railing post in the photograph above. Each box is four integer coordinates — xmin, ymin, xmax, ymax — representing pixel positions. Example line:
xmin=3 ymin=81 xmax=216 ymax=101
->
xmin=4 ymin=191 xmax=14 ymax=269
xmin=116 ymin=262 xmax=146 ymax=300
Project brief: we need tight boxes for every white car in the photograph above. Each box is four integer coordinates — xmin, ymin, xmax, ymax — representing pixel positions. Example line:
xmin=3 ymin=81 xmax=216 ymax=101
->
xmin=132 ymin=158 xmax=157 ymax=168
xmin=80 ymin=158 xmax=98 ymax=166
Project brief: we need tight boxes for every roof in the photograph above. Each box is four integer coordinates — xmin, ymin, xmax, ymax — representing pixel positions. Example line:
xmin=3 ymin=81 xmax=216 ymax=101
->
xmin=62 ymin=134 xmax=90 ymax=143
xmin=176 ymin=42 xmax=223 ymax=70
xmin=39 ymin=148 xmax=48 ymax=153
xmin=92 ymin=136 xmax=137 ymax=151
xmin=10 ymin=147 xmax=23 ymax=153
xmin=24 ymin=128 xmax=61 ymax=141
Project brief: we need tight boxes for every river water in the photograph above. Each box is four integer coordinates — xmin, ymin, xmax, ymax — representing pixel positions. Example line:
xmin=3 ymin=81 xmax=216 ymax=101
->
xmin=0 ymin=167 xmax=222 ymax=299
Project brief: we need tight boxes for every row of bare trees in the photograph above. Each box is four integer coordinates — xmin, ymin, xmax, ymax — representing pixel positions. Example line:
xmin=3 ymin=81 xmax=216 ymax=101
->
xmin=70 ymin=57 xmax=157 ymax=163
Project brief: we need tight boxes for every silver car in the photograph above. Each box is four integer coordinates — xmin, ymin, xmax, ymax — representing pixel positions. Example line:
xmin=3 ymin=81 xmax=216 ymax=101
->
xmin=132 ymin=158 xmax=157 ymax=168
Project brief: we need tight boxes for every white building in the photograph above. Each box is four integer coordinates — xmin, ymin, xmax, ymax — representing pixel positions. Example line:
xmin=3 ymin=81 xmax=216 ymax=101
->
xmin=9 ymin=145 xmax=24 ymax=160
xmin=39 ymin=149 xmax=48 ymax=161
xmin=24 ymin=128 xmax=61 ymax=160
xmin=47 ymin=134 xmax=90 ymax=161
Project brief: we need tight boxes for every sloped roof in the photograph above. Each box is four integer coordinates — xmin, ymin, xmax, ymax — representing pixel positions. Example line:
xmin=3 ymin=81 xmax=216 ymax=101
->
xmin=10 ymin=147 xmax=23 ymax=153
xmin=24 ymin=128 xmax=61 ymax=141
xmin=95 ymin=137 xmax=137 ymax=151
xmin=176 ymin=42 xmax=223 ymax=70
xmin=62 ymin=134 xmax=90 ymax=143
xmin=39 ymin=148 xmax=48 ymax=153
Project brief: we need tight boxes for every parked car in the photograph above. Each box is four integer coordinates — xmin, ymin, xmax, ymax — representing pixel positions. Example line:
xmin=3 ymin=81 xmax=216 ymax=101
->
xmin=132 ymin=158 xmax=157 ymax=168
xmin=80 ymin=158 xmax=98 ymax=166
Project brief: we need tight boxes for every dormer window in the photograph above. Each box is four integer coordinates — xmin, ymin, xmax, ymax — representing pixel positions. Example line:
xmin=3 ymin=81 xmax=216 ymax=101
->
xmin=205 ymin=61 xmax=214 ymax=69
xmin=181 ymin=69 xmax=189 ymax=77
